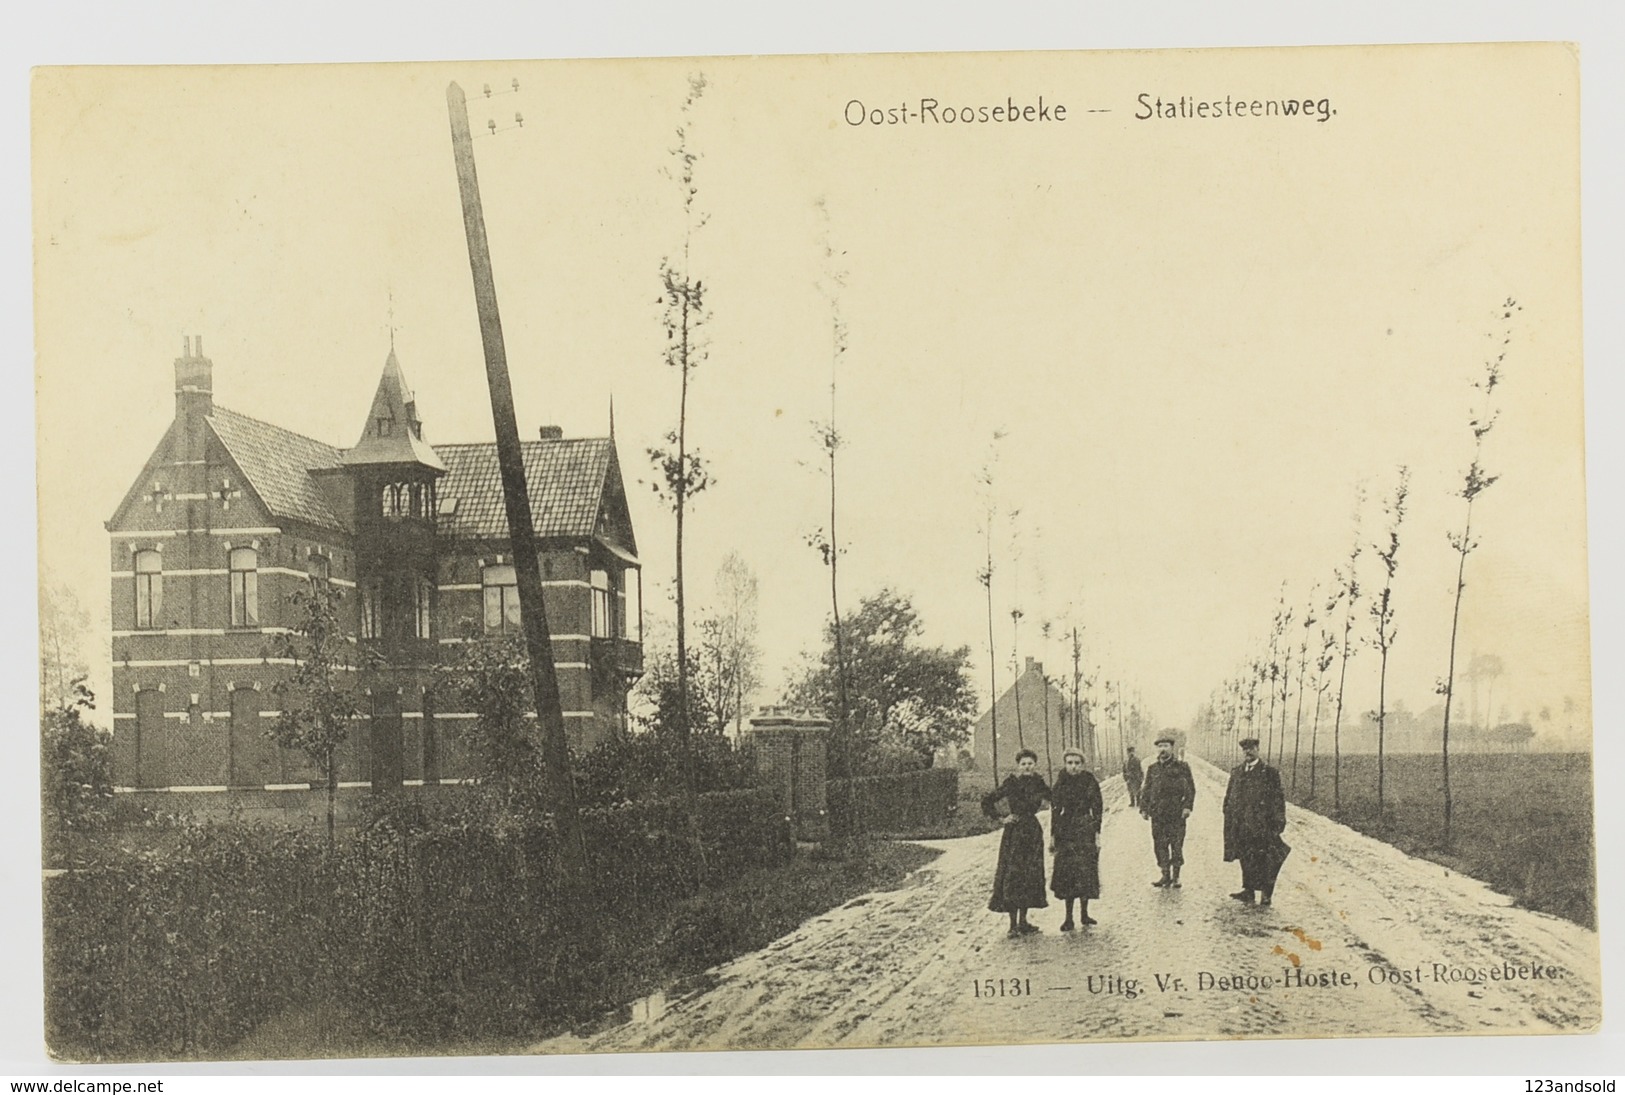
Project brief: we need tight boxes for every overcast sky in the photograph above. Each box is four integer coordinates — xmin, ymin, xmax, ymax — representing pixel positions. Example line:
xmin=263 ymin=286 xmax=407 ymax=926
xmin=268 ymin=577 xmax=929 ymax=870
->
xmin=34 ymin=44 xmax=1590 ymax=743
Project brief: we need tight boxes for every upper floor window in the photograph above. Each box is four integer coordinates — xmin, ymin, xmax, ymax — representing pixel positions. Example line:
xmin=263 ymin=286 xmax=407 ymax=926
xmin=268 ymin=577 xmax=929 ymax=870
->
xmin=381 ymin=481 xmax=432 ymax=519
xmin=590 ymin=568 xmax=614 ymax=639
xmin=307 ymin=553 xmax=331 ymax=590
xmin=482 ymin=564 xmax=520 ymax=634
xmin=360 ymin=578 xmax=381 ymax=640
xmin=134 ymin=550 xmax=163 ymax=629
xmin=228 ymin=547 xmax=258 ymax=627
xmin=415 ymin=579 xmax=434 ymax=640
xmin=626 ymin=567 xmax=642 ymax=644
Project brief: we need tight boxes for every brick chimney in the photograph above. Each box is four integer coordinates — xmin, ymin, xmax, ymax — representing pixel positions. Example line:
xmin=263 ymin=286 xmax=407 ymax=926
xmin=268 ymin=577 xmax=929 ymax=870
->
xmin=1025 ymin=656 xmax=1040 ymax=676
xmin=174 ymin=335 xmax=213 ymax=465
xmin=174 ymin=335 xmax=213 ymax=420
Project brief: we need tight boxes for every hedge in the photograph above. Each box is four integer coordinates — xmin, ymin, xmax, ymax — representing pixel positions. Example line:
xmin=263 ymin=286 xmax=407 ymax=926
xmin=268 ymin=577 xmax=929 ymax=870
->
xmin=826 ymin=768 xmax=959 ymax=839
xmin=44 ymin=784 xmax=790 ymax=1060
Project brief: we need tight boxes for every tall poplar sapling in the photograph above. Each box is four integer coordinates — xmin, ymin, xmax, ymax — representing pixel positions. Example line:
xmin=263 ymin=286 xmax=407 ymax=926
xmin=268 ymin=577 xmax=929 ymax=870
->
xmin=976 ymin=431 xmax=1005 ymax=780
xmin=1367 ymin=467 xmax=1411 ymax=820
xmin=647 ymin=72 xmax=713 ymax=861
xmin=1307 ymin=623 xmax=1336 ymax=801
xmin=1435 ymin=298 xmax=1517 ymax=849
xmin=1329 ymin=484 xmax=1365 ymax=815
xmin=1290 ymin=590 xmax=1317 ymax=793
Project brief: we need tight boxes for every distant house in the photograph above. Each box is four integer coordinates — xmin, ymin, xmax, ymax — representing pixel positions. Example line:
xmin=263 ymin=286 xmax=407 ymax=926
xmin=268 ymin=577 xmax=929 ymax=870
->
xmin=105 ymin=337 xmax=643 ymax=794
xmin=969 ymin=657 xmax=1083 ymax=778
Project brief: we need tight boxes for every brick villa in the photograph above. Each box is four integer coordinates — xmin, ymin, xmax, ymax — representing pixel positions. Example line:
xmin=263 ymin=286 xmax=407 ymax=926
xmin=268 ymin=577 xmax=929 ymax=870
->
xmin=106 ymin=337 xmax=643 ymax=794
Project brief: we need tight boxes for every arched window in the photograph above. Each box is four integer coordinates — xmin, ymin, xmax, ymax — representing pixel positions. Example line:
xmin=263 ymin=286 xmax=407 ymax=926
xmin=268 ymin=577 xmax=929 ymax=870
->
xmin=134 ymin=550 xmax=163 ymax=629
xmin=482 ymin=564 xmax=519 ymax=634
xmin=228 ymin=547 xmax=258 ymax=627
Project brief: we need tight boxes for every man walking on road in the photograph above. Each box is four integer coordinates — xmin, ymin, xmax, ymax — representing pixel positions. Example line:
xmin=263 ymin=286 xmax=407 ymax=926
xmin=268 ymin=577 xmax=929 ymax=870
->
xmin=1122 ymin=746 xmax=1143 ymax=808
xmin=1223 ymin=736 xmax=1290 ymax=906
xmin=1141 ymin=733 xmax=1195 ymax=888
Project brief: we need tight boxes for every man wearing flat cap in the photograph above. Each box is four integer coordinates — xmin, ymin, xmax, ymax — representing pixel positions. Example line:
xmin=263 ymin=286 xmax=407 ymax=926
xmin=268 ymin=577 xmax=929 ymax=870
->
xmin=1140 ymin=732 xmax=1196 ymax=888
xmin=1223 ymin=737 xmax=1290 ymax=906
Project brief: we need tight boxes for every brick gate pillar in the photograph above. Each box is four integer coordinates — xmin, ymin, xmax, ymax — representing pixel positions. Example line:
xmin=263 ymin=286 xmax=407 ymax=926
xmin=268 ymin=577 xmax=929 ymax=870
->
xmin=747 ymin=707 xmax=831 ymax=841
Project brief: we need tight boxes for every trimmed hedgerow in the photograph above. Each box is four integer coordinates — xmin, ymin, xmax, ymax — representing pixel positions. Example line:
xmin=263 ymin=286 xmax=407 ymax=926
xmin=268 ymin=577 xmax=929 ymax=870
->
xmin=826 ymin=767 xmax=959 ymax=840
xmin=44 ymin=784 xmax=789 ymax=1061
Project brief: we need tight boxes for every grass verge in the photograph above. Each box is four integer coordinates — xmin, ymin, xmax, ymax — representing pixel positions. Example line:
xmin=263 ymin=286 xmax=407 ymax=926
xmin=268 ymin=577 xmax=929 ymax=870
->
xmin=1283 ymin=751 xmax=1594 ymax=928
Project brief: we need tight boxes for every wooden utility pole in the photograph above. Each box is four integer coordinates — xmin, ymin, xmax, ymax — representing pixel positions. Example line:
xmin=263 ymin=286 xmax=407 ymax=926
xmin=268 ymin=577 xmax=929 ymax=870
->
xmin=446 ymin=82 xmax=586 ymax=881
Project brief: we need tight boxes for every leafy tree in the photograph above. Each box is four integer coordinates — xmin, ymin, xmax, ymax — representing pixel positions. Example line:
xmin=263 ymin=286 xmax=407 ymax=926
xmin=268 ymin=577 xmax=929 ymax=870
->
xmin=439 ymin=631 xmax=548 ymax=816
xmin=269 ymin=584 xmax=365 ymax=849
xmin=787 ymin=589 xmax=978 ymax=769
xmin=42 ymin=680 xmax=112 ymax=849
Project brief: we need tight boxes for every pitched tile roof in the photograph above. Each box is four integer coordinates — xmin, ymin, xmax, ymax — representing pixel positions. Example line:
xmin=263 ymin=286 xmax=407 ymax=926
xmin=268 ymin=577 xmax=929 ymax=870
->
xmin=201 ymin=406 xmax=618 ymax=545
xmin=434 ymin=438 xmax=613 ymax=541
xmin=206 ymin=406 xmax=348 ymax=531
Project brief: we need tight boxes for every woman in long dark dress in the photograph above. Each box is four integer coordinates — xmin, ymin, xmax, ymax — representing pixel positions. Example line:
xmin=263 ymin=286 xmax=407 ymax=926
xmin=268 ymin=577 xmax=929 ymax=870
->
xmin=982 ymin=748 xmax=1050 ymax=936
xmin=1049 ymin=748 xmax=1103 ymax=930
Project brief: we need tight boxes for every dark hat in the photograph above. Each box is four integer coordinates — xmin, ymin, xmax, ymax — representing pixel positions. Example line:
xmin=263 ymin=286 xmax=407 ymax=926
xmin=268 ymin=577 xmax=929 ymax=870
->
xmin=1239 ymin=737 xmax=1260 ymax=749
xmin=1154 ymin=734 xmax=1175 ymax=746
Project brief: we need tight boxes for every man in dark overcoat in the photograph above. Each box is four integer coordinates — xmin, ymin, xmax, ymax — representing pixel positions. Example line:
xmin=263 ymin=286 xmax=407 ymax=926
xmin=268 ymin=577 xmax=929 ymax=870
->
xmin=1122 ymin=746 xmax=1144 ymax=808
xmin=1223 ymin=737 xmax=1290 ymax=906
xmin=1140 ymin=733 xmax=1195 ymax=888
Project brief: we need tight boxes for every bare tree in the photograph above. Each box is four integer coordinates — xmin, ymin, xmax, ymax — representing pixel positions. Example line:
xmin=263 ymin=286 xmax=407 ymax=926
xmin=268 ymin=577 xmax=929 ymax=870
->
xmin=1367 ymin=467 xmax=1411 ymax=820
xmin=39 ymin=573 xmax=91 ymax=715
xmin=713 ymin=552 xmax=761 ymax=737
xmin=1436 ymin=300 xmax=1517 ymax=847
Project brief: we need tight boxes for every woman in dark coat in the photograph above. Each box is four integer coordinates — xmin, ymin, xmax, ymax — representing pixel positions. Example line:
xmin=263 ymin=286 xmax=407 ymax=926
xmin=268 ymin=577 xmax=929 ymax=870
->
xmin=982 ymin=748 xmax=1050 ymax=936
xmin=1049 ymin=749 xmax=1103 ymax=929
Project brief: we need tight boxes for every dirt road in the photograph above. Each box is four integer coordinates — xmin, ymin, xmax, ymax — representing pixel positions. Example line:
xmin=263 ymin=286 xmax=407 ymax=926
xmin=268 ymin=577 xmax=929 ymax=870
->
xmin=534 ymin=759 xmax=1600 ymax=1053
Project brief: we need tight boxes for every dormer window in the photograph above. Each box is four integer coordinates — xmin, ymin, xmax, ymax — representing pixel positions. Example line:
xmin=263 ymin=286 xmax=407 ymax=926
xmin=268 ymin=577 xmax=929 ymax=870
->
xmin=377 ymin=414 xmax=394 ymax=437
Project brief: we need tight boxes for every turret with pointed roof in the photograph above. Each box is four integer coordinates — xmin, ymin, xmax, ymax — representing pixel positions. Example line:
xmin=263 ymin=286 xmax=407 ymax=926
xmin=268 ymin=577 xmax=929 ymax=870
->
xmin=342 ymin=350 xmax=447 ymax=473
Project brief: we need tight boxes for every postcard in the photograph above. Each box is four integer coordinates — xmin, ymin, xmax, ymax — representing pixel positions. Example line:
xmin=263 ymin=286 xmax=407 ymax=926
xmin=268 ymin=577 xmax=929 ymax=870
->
xmin=32 ymin=42 xmax=1595 ymax=1062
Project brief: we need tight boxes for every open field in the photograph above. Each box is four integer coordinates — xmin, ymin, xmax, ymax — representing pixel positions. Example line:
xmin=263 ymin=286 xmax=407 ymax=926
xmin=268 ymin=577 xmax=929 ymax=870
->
xmin=1281 ymin=752 xmax=1595 ymax=928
